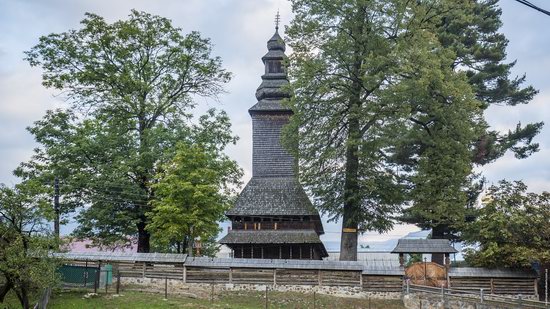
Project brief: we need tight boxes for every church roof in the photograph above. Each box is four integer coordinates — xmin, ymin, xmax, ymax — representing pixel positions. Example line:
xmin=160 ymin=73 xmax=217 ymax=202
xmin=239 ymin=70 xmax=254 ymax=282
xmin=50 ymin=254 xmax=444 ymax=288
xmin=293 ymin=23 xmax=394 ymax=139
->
xmin=226 ymin=177 xmax=319 ymax=217
xmin=267 ymin=31 xmax=285 ymax=52
xmin=219 ymin=230 xmax=323 ymax=245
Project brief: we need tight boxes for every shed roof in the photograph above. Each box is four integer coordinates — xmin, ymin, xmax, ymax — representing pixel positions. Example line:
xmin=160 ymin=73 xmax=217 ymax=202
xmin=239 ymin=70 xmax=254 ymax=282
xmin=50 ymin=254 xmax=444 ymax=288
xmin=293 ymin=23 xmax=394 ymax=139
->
xmin=53 ymin=252 xmax=187 ymax=263
xmin=185 ymin=257 xmax=363 ymax=270
xmin=362 ymin=266 xmax=404 ymax=276
xmin=219 ymin=229 xmax=323 ymax=245
xmin=391 ymin=239 xmax=458 ymax=254
xmin=448 ymin=267 xmax=537 ymax=278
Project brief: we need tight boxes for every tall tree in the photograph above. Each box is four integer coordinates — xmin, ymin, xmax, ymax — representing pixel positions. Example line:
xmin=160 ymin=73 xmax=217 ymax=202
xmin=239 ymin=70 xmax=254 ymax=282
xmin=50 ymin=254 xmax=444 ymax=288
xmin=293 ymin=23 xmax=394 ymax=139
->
xmin=147 ymin=142 xmax=242 ymax=256
xmin=0 ymin=182 xmax=59 ymax=308
xmin=401 ymin=0 xmax=543 ymax=254
xmin=285 ymin=0 xmax=482 ymax=260
xmin=23 ymin=11 xmax=233 ymax=252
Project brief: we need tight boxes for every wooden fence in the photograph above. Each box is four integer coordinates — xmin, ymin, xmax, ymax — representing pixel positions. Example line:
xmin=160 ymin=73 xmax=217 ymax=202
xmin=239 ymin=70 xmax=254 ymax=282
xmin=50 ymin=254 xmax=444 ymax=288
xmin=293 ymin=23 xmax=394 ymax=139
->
xmin=56 ymin=253 xmax=539 ymax=297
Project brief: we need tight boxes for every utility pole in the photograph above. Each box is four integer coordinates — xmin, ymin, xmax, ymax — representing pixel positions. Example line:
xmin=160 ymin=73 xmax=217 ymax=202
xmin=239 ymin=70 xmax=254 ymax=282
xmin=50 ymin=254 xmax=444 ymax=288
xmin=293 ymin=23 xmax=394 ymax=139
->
xmin=54 ymin=177 xmax=60 ymax=243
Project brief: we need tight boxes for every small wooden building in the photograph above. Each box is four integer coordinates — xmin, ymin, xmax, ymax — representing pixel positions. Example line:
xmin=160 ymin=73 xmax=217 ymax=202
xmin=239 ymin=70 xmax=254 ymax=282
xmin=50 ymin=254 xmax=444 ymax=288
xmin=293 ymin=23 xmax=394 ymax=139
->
xmin=391 ymin=239 xmax=458 ymax=268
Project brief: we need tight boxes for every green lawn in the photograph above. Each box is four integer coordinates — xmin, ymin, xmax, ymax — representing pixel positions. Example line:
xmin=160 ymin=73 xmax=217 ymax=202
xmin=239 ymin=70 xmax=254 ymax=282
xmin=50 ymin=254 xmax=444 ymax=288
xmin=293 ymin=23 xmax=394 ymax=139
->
xmin=1 ymin=288 xmax=405 ymax=309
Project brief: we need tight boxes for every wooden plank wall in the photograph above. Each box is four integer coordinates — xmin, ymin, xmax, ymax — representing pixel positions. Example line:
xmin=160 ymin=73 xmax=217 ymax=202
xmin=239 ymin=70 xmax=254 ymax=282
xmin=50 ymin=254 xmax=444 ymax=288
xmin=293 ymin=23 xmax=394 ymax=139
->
xmin=449 ymin=277 xmax=537 ymax=295
xmin=275 ymin=269 xmax=318 ymax=285
xmin=320 ymin=270 xmax=361 ymax=286
xmin=362 ymin=275 xmax=403 ymax=292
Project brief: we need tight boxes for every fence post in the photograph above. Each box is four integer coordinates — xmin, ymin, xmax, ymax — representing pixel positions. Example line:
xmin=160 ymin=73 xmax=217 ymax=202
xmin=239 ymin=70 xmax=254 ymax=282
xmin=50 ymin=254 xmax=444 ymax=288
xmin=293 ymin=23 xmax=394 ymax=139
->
xmin=273 ymin=269 xmax=277 ymax=286
xmin=164 ymin=276 xmax=168 ymax=300
xmin=105 ymin=270 xmax=108 ymax=294
xmin=265 ymin=286 xmax=268 ymax=309
xmin=210 ymin=283 xmax=214 ymax=304
xmin=183 ymin=265 xmax=187 ymax=283
xmin=94 ymin=270 xmax=98 ymax=294
xmin=313 ymin=291 xmax=316 ymax=309
xmin=142 ymin=262 xmax=146 ymax=278
xmin=318 ymin=269 xmax=322 ymax=286
xmin=84 ymin=260 xmax=88 ymax=287
xmin=545 ymin=268 xmax=548 ymax=306
xmin=480 ymin=288 xmax=484 ymax=303
xmin=116 ymin=271 xmax=121 ymax=294
xmin=406 ymin=279 xmax=410 ymax=294
xmin=229 ymin=268 xmax=233 ymax=284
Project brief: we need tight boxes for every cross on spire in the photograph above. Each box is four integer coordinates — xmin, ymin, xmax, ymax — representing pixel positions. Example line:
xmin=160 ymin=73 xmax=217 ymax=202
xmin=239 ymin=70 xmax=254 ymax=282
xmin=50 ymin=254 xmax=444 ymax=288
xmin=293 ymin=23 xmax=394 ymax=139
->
xmin=275 ymin=10 xmax=281 ymax=31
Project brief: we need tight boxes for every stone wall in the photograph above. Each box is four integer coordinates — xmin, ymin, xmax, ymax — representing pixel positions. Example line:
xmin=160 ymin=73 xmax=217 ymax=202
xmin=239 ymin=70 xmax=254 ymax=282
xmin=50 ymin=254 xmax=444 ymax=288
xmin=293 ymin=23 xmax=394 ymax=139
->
xmin=120 ymin=277 xmax=401 ymax=300
xmin=403 ymin=292 xmax=538 ymax=309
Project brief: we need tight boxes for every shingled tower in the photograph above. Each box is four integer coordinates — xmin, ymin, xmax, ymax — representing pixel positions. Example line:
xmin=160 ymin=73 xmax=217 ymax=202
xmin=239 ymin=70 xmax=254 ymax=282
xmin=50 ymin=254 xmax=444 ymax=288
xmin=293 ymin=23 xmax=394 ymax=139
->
xmin=219 ymin=20 xmax=328 ymax=260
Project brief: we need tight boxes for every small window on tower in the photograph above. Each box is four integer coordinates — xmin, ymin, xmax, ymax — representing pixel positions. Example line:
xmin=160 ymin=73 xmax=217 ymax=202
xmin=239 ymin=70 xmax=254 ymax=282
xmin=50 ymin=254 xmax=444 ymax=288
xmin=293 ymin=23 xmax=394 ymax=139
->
xmin=267 ymin=60 xmax=283 ymax=73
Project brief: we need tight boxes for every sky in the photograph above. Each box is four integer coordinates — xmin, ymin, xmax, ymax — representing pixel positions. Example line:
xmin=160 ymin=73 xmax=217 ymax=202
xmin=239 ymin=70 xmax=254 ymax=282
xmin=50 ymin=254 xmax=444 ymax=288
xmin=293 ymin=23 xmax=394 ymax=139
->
xmin=0 ymin=0 xmax=549 ymax=252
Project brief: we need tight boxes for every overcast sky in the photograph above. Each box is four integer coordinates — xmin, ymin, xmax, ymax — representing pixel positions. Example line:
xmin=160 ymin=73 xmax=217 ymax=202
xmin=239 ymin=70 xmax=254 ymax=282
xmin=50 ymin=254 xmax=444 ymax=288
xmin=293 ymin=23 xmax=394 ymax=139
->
xmin=1 ymin=0 xmax=549 ymax=251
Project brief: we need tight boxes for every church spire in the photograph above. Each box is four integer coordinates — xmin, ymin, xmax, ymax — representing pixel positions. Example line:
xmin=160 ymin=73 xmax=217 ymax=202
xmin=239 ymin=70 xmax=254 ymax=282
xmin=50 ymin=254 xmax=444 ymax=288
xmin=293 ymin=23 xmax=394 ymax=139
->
xmin=250 ymin=16 xmax=290 ymax=113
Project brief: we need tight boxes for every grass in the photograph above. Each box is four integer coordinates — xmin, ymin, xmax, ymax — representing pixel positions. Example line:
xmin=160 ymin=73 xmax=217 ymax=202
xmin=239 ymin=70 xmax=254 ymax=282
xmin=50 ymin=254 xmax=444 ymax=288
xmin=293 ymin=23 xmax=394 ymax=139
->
xmin=1 ymin=288 xmax=406 ymax=309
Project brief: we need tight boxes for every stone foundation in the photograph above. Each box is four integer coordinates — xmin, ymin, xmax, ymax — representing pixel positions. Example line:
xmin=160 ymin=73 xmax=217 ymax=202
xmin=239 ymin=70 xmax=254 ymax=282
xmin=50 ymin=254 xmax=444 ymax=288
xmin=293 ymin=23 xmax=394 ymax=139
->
xmin=403 ymin=293 xmax=539 ymax=309
xmin=120 ymin=277 xmax=401 ymax=300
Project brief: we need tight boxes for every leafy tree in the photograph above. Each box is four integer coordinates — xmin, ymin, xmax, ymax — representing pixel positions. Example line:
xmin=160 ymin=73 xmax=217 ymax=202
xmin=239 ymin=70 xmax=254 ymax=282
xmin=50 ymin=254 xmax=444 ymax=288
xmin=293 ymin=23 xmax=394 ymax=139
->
xmin=401 ymin=0 xmax=542 ymax=255
xmin=463 ymin=180 xmax=550 ymax=268
xmin=147 ymin=142 xmax=242 ymax=256
xmin=23 ymin=11 xmax=233 ymax=252
xmin=285 ymin=0 xmax=484 ymax=260
xmin=0 ymin=182 xmax=59 ymax=308
xmin=286 ymin=0 xmax=543 ymax=262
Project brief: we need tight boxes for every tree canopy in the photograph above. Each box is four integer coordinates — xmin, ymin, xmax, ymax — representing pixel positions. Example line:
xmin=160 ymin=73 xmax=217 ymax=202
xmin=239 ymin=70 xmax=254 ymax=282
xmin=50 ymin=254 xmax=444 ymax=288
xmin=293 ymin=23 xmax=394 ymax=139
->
xmin=147 ymin=142 xmax=242 ymax=255
xmin=22 ymin=10 xmax=235 ymax=252
xmin=285 ymin=0 xmax=542 ymax=261
xmin=0 ymin=182 xmax=59 ymax=308
xmin=463 ymin=180 xmax=550 ymax=269
xmin=401 ymin=0 xmax=542 ymax=250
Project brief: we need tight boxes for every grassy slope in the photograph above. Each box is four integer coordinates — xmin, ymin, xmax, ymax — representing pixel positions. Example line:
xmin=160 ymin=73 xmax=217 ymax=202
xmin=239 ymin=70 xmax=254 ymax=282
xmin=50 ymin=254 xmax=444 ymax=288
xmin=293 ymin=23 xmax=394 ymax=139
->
xmin=2 ymin=289 xmax=405 ymax=309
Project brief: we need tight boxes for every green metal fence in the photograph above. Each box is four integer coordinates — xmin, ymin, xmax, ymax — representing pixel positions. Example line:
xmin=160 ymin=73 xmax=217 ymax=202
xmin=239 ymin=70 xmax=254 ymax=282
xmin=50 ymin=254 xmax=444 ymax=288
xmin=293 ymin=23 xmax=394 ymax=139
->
xmin=58 ymin=264 xmax=112 ymax=287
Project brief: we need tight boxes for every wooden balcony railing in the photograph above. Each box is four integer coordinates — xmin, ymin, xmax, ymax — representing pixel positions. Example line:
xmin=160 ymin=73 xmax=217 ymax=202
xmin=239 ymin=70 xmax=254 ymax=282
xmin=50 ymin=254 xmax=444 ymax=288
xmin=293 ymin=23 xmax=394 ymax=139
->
xmin=231 ymin=221 xmax=318 ymax=231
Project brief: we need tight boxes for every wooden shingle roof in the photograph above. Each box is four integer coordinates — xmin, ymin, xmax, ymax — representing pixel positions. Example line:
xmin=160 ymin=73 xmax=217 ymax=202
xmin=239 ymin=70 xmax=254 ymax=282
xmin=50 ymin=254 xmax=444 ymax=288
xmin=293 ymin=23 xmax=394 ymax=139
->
xmin=226 ymin=177 xmax=319 ymax=217
xmin=391 ymin=239 xmax=458 ymax=254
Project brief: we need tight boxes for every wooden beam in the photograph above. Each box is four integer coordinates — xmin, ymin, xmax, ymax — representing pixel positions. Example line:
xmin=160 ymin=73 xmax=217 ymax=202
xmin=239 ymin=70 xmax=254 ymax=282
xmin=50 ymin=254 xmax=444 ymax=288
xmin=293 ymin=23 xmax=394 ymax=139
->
xmin=183 ymin=266 xmax=187 ymax=283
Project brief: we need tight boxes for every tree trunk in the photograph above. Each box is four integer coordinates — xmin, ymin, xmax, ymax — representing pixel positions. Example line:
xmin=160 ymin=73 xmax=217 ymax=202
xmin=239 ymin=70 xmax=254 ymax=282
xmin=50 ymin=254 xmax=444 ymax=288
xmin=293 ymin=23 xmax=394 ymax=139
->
xmin=340 ymin=103 xmax=361 ymax=261
xmin=14 ymin=286 xmax=29 ymax=309
xmin=431 ymin=224 xmax=446 ymax=265
xmin=136 ymin=220 xmax=150 ymax=253
xmin=339 ymin=3 xmax=366 ymax=262
xmin=0 ymin=279 xmax=13 ymax=303
xmin=186 ymin=235 xmax=194 ymax=257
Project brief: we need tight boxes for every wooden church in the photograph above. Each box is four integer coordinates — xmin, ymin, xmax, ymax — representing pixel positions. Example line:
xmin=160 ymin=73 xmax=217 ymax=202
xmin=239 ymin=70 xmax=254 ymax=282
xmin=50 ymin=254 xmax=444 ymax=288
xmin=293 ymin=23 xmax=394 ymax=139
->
xmin=219 ymin=22 xmax=328 ymax=260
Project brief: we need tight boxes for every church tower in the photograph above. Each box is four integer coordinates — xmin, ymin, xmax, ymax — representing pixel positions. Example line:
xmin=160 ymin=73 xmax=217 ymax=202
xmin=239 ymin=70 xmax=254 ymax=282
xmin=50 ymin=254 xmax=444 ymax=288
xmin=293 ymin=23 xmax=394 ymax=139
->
xmin=220 ymin=19 xmax=328 ymax=260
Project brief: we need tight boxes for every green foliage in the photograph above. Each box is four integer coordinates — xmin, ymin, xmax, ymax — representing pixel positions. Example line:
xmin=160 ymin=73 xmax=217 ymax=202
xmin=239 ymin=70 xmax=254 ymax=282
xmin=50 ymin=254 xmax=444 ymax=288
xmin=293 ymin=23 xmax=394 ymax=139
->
xmin=0 ymin=182 xmax=60 ymax=308
xmin=147 ymin=142 xmax=242 ymax=256
xmin=462 ymin=180 xmax=550 ymax=268
xmin=285 ymin=0 xmax=488 ymax=259
xmin=402 ymin=0 xmax=542 ymax=238
xmin=22 ymin=11 xmax=235 ymax=252
xmin=406 ymin=254 xmax=423 ymax=267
